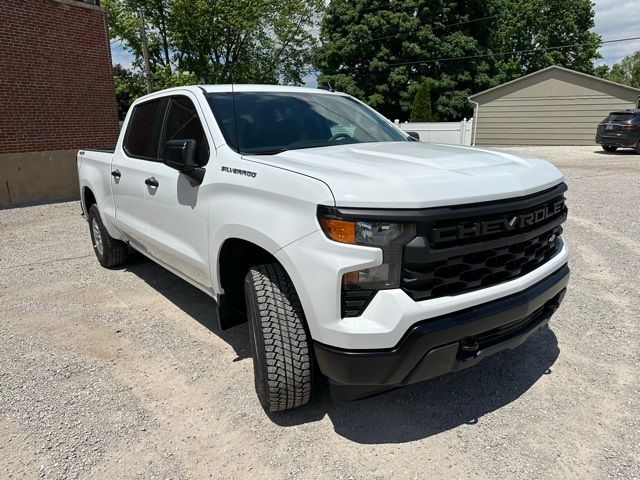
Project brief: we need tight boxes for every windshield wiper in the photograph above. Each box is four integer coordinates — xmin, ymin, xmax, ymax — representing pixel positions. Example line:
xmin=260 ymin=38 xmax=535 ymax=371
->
xmin=242 ymin=148 xmax=288 ymax=155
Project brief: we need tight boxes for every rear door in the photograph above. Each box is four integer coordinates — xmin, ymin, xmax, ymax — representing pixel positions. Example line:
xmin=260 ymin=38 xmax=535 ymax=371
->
xmin=141 ymin=93 xmax=214 ymax=288
xmin=112 ymin=97 xmax=167 ymax=247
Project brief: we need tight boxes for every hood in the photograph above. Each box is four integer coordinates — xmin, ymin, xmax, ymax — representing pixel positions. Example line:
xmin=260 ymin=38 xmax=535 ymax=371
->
xmin=243 ymin=142 xmax=564 ymax=208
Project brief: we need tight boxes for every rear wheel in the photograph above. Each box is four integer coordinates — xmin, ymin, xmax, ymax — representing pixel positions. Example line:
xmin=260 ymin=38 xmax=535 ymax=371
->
xmin=602 ymin=145 xmax=617 ymax=152
xmin=244 ymin=263 xmax=313 ymax=412
xmin=88 ymin=204 xmax=128 ymax=268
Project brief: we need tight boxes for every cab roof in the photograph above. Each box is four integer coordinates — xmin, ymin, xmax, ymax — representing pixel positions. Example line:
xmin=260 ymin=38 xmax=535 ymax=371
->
xmin=609 ymin=109 xmax=640 ymax=115
xmin=200 ymin=84 xmax=337 ymax=94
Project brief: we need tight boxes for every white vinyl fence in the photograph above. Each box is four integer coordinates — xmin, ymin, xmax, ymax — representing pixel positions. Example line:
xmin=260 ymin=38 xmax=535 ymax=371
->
xmin=398 ymin=118 xmax=474 ymax=146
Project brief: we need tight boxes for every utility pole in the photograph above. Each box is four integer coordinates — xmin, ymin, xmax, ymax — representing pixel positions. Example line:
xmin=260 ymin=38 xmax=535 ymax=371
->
xmin=138 ymin=9 xmax=153 ymax=94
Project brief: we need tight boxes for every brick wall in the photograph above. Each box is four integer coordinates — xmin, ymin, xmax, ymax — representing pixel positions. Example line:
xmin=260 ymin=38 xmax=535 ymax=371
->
xmin=0 ymin=0 xmax=120 ymax=154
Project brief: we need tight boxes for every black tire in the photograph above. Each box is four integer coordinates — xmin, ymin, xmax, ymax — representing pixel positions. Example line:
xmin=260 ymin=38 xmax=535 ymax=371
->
xmin=602 ymin=145 xmax=617 ymax=152
xmin=244 ymin=263 xmax=313 ymax=412
xmin=88 ymin=204 xmax=128 ymax=268
xmin=635 ymin=142 xmax=640 ymax=155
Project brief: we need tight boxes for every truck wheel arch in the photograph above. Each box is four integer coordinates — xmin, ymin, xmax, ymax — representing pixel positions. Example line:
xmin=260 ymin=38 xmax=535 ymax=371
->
xmin=82 ymin=186 xmax=97 ymax=216
xmin=216 ymin=237 xmax=304 ymax=330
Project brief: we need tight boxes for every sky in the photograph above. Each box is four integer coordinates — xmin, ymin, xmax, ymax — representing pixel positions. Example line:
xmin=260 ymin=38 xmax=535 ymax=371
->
xmin=110 ymin=0 xmax=640 ymax=84
xmin=593 ymin=0 xmax=640 ymax=66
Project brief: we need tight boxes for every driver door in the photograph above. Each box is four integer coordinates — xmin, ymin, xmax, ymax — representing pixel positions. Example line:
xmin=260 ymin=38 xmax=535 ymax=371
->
xmin=142 ymin=93 xmax=213 ymax=289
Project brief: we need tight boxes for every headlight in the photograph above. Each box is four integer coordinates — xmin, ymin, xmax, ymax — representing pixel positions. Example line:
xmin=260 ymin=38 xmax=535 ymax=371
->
xmin=319 ymin=217 xmax=416 ymax=247
xmin=318 ymin=210 xmax=416 ymax=313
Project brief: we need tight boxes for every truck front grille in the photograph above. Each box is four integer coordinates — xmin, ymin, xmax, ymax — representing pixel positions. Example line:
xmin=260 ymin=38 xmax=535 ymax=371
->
xmin=402 ymin=226 xmax=562 ymax=301
xmin=401 ymin=184 xmax=567 ymax=302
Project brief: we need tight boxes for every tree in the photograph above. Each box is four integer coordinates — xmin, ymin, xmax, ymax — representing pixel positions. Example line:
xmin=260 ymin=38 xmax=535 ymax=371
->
xmin=488 ymin=0 xmax=601 ymax=82
xmin=104 ymin=0 xmax=322 ymax=91
xmin=169 ymin=0 xmax=324 ymax=84
xmin=604 ymin=51 xmax=640 ymax=88
xmin=113 ymin=64 xmax=146 ymax=120
xmin=594 ymin=64 xmax=610 ymax=78
xmin=103 ymin=0 xmax=172 ymax=72
xmin=410 ymin=79 xmax=437 ymax=122
xmin=112 ymin=64 xmax=197 ymax=119
xmin=315 ymin=0 xmax=602 ymax=121
xmin=315 ymin=0 xmax=499 ymax=121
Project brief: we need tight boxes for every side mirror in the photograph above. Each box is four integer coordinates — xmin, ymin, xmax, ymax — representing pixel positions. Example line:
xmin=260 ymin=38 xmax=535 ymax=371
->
xmin=163 ymin=139 xmax=198 ymax=171
xmin=162 ymin=139 xmax=205 ymax=185
xmin=406 ymin=131 xmax=420 ymax=141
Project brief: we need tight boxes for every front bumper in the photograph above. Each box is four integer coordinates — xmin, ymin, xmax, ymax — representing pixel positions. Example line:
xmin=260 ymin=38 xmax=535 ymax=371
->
xmin=314 ymin=264 xmax=569 ymax=400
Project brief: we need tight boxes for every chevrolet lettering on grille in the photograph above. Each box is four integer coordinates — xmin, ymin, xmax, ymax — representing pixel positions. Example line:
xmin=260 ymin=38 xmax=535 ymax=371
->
xmin=429 ymin=198 xmax=566 ymax=244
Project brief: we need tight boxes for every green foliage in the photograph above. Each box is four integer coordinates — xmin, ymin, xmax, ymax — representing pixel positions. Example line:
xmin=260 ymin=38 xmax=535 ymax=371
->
xmin=104 ymin=0 xmax=322 ymax=86
xmin=113 ymin=64 xmax=146 ymax=119
xmin=105 ymin=0 xmax=322 ymax=107
xmin=112 ymin=64 xmax=197 ymax=118
xmin=594 ymin=64 xmax=610 ymax=78
xmin=315 ymin=0 xmax=498 ymax=121
xmin=410 ymin=79 xmax=437 ymax=122
xmin=603 ymin=51 xmax=640 ymax=88
xmin=103 ymin=0 xmax=172 ymax=71
xmin=489 ymin=0 xmax=601 ymax=81
xmin=315 ymin=0 xmax=602 ymax=121
xmin=170 ymin=0 xmax=323 ymax=84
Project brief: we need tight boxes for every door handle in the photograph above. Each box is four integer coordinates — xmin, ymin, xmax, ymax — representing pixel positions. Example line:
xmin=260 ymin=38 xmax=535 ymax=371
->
xmin=145 ymin=177 xmax=159 ymax=187
xmin=111 ymin=170 xmax=121 ymax=178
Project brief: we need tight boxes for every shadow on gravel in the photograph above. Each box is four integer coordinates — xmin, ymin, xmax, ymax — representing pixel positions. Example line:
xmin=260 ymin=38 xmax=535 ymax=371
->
xmin=120 ymin=252 xmax=559 ymax=445
xmin=124 ymin=252 xmax=251 ymax=361
xmin=271 ymin=327 xmax=559 ymax=444
xmin=593 ymin=149 xmax=637 ymax=155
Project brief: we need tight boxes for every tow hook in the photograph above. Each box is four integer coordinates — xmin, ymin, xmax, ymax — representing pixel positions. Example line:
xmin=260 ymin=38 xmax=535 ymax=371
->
xmin=458 ymin=338 xmax=480 ymax=363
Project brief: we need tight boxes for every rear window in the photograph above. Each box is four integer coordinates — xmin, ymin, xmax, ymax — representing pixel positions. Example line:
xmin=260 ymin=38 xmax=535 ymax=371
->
xmin=124 ymin=99 xmax=165 ymax=159
xmin=605 ymin=113 xmax=636 ymax=123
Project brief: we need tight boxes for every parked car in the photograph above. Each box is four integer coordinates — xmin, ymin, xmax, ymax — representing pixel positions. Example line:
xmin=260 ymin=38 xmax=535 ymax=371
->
xmin=77 ymin=85 xmax=569 ymax=412
xmin=596 ymin=109 xmax=640 ymax=153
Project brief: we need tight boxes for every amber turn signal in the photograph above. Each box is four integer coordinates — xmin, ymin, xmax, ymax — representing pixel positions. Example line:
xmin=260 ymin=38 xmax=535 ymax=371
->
xmin=319 ymin=217 xmax=356 ymax=244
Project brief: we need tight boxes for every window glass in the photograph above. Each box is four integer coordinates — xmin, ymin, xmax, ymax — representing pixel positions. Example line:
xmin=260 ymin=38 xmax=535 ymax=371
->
xmin=161 ymin=96 xmax=209 ymax=165
xmin=124 ymin=99 xmax=164 ymax=159
xmin=206 ymin=92 xmax=407 ymax=155
xmin=606 ymin=113 xmax=635 ymax=123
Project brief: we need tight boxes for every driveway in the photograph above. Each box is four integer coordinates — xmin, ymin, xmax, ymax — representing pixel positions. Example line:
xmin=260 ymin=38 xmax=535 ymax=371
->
xmin=0 ymin=146 xmax=638 ymax=479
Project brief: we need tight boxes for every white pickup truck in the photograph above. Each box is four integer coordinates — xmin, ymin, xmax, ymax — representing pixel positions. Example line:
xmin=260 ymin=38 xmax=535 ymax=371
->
xmin=78 ymin=85 xmax=569 ymax=412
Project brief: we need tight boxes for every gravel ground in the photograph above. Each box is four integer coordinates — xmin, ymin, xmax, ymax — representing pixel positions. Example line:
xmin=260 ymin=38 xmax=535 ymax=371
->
xmin=1 ymin=146 xmax=639 ymax=479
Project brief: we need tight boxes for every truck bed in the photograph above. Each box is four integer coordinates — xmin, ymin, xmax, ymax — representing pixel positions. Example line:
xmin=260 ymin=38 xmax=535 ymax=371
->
xmin=83 ymin=146 xmax=116 ymax=154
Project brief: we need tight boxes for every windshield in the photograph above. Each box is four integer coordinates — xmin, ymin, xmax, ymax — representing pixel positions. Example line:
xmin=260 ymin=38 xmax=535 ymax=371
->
xmin=206 ymin=91 xmax=408 ymax=155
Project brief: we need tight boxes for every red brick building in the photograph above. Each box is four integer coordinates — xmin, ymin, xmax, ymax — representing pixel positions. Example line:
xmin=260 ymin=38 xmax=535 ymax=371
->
xmin=0 ymin=0 xmax=120 ymax=206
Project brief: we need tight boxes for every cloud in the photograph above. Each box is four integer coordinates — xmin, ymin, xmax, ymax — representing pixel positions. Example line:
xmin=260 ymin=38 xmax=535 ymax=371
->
xmin=593 ymin=0 xmax=640 ymax=65
xmin=110 ymin=43 xmax=135 ymax=70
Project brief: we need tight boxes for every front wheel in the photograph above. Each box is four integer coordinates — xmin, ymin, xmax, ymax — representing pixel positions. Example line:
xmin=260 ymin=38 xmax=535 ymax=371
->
xmin=244 ymin=263 xmax=313 ymax=412
xmin=88 ymin=204 xmax=128 ymax=268
xmin=602 ymin=145 xmax=617 ymax=152
xmin=635 ymin=142 xmax=640 ymax=155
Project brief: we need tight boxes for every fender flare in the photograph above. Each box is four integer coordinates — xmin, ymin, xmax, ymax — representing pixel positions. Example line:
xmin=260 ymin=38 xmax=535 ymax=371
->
xmin=210 ymin=224 xmax=309 ymax=297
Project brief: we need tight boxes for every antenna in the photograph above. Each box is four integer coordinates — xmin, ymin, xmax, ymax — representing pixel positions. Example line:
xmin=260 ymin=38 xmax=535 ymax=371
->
xmin=317 ymin=82 xmax=334 ymax=92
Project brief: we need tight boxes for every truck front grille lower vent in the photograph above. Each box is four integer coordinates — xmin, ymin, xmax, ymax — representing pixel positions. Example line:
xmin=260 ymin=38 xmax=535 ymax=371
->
xmin=402 ymin=226 xmax=562 ymax=301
